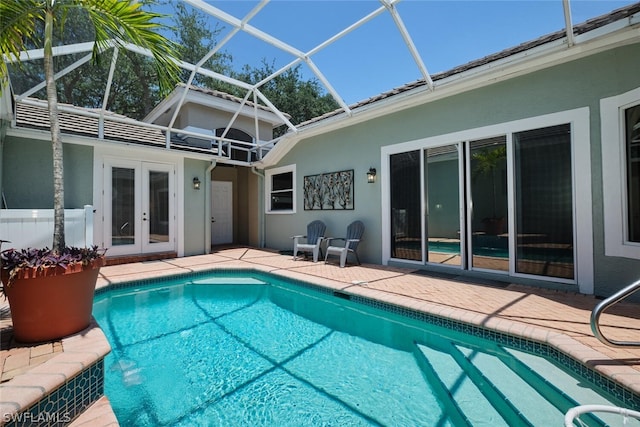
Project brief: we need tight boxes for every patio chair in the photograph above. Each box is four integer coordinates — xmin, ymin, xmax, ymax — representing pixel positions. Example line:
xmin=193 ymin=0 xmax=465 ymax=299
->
xmin=324 ymin=220 xmax=364 ymax=267
xmin=292 ymin=220 xmax=326 ymax=262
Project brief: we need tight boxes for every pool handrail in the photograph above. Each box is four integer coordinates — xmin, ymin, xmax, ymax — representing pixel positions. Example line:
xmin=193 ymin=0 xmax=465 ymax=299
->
xmin=590 ymin=279 xmax=640 ymax=348
xmin=564 ymin=404 xmax=640 ymax=426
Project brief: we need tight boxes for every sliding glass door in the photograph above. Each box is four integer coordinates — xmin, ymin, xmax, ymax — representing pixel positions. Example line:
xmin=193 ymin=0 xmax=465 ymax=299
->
xmin=425 ymin=145 xmax=462 ymax=266
xmin=390 ymin=151 xmax=421 ymax=261
xmin=514 ymin=124 xmax=574 ymax=279
xmin=387 ymin=123 xmax=576 ymax=282
xmin=468 ymin=137 xmax=509 ymax=272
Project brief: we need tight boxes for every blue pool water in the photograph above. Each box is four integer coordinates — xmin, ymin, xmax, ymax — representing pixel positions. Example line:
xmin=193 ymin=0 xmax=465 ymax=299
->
xmin=93 ymin=273 xmax=638 ymax=426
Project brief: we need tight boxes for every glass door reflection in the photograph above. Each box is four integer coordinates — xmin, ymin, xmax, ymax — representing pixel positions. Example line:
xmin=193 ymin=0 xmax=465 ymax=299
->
xmin=147 ymin=170 xmax=170 ymax=244
xmin=111 ymin=167 xmax=136 ymax=246
xmin=469 ymin=136 xmax=509 ymax=271
xmin=425 ymin=145 xmax=462 ymax=266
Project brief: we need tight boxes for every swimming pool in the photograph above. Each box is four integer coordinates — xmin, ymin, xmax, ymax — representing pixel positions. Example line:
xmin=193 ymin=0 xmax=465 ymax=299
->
xmin=93 ymin=271 xmax=639 ymax=426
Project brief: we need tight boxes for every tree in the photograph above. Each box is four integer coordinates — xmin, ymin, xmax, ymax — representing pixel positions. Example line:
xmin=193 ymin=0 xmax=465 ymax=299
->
xmin=0 ymin=0 xmax=179 ymax=253
xmin=5 ymin=5 xmax=172 ymax=120
xmin=169 ymin=1 xmax=234 ymax=91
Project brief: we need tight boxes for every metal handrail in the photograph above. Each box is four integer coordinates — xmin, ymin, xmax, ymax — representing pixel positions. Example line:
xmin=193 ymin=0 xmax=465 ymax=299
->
xmin=565 ymin=404 xmax=640 ymax=426
xmin=590 ymin=279 xmax=640 ymax=348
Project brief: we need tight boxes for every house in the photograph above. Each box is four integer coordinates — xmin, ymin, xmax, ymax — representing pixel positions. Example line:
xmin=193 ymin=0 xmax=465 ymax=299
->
xmin=257 ymin=2 xmax=640 ymax=298
xmin=1 ymin=2 xmax=639 ymax=297
xmin=0 ymin=85 xmax=285 ymax=259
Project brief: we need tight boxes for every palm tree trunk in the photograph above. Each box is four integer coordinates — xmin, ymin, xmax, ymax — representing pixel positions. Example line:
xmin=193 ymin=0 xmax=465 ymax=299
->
xmin=44 ymin=2 xmax=65 ymax=253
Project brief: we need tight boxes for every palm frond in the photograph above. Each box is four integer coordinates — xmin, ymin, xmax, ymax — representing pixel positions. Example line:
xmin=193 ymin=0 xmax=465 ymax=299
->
xmin=0 ymin=0 xmax=45 ymax=91
xmin=73 ymin=0 xmax=180 ymax=94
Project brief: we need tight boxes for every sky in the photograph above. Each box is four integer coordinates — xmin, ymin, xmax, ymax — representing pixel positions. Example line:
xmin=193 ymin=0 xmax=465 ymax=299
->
xmin=166 ymin=0 xmax=637 ymax=105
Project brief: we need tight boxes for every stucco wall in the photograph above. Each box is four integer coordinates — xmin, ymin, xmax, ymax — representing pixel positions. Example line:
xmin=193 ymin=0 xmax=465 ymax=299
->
xmin=2 ymin=137 xmax=93 ymax=209
xmin=265 ymin=42 xmax=640 ymax=296
xmin=183 ymin=158 xmax=209 ymax=256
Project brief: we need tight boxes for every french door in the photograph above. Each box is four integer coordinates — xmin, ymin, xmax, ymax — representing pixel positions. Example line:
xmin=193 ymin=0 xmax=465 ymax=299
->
xmin=389 ymin=123 xmax=575 ymax=282
xmin=104 ymin=160 xmax=175 ymax=256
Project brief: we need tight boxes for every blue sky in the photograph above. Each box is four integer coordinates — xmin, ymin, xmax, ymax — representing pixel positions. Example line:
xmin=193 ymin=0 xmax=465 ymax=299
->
xmin=171 ymin=1 xmax=637 ymax=105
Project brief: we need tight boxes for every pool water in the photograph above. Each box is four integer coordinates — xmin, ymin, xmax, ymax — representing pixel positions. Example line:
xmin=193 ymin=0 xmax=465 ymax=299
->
xmin=93 ymin=274 xmax=637 ymax=426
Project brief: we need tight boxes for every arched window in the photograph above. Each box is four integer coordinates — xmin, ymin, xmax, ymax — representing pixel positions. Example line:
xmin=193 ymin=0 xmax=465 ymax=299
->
xmin=215 ymin=128 xmax=257 ymax=162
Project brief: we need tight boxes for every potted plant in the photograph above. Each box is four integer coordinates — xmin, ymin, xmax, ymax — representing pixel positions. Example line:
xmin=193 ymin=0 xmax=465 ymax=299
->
xmin=0 ymin=1 xmax=178 ymax=342
xmin=1 ymin=246 xmax=106 ymax=342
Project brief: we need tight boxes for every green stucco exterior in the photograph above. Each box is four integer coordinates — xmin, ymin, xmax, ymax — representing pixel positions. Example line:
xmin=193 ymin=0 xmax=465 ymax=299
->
xmin=265 ymin=42 xmax=640 ymax=297
xmin=183 ymin=158 xmax=209 ymax=256
xmin=2 ymin=137 xmax=93 ymax=209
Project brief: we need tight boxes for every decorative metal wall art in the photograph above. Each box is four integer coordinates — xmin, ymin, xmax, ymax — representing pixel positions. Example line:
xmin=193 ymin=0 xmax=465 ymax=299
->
xmin=303 ymin=169 xmax=354 ymax=210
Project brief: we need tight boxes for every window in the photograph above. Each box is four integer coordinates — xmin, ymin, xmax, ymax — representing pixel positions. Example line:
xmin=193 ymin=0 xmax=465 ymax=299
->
xmin=626 ymin=104 xmax=640 ymax=242
xmin=602 ymin=87 xmax=640 ymax=258
xmin=266 ymin=165 xmax=295 ymax=213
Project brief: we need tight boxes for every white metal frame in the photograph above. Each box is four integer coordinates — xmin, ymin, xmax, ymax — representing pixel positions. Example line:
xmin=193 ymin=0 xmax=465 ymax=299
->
xmin=2 ymin=0 xmax=587 ymax=168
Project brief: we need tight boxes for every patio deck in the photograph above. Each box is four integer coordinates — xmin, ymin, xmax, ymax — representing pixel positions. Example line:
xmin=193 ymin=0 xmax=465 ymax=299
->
xmin=1 ymin=246 xmax=640 ymax=425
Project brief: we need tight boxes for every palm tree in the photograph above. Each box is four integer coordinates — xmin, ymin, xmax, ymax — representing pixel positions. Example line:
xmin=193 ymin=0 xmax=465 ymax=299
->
xmin=0 ymin=0 xmax=179 ymax=254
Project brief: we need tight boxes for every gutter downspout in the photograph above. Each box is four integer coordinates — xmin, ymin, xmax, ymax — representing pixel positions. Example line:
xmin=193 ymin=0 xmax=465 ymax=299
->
xmin=204 ymin=160 xmax=217 ymax=253
xmin=250 ymin=166 xmax=265 ymax=248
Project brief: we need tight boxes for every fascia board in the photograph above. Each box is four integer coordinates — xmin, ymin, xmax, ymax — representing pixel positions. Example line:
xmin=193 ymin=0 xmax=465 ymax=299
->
xmin=184 ymin=90 xmax=285 ymax=125
xmin=144 ymin=87 xmax=285 ymax=127
xmin=260 ymin=26 xmax=640 ymax=168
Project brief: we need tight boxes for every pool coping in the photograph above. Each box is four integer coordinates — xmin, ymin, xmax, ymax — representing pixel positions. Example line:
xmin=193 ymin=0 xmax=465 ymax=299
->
xmin=94 ymin=264 xmax=640 ymax=410
xmin=0 ymin=322 xmax=111 ymax=426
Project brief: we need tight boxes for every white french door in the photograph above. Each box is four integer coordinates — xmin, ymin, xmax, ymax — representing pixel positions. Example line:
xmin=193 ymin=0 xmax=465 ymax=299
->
xmin=104 ymin=159 xmax=175 ymax=256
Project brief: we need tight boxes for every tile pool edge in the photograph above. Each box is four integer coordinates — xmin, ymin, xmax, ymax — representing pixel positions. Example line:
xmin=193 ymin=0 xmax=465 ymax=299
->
xmin=94 ymin=266 xmax=640 ymax=410
xmin=0 ymin=322 xmax=111 ymax=426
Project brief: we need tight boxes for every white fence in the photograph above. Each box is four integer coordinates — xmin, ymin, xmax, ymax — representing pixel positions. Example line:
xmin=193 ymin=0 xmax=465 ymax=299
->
xmin=0 ymin=205 xmax=94 ymax=250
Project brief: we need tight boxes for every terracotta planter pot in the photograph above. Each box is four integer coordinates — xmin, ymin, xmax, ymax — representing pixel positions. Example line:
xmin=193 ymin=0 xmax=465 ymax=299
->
xmin=1 ymin=258 xmax=104 ymax=343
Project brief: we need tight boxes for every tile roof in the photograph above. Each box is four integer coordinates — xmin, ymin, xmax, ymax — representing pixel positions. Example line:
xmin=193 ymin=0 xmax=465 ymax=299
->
xmin=14 ymin=101 xmax=220 ymax=156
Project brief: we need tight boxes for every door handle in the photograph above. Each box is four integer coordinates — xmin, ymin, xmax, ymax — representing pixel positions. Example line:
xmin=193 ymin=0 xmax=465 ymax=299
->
xmin=211 ymin=217 xmax=216 ymax=223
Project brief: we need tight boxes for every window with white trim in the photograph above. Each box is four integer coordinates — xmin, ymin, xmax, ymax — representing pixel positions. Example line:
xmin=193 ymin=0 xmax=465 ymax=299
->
xmin=626 ymin=104 xmax=640 ymax=242
xmin=265 ymin=165 xmax=296 ymax=213
xmin=601 ymin=87 xmax=640 ymax=258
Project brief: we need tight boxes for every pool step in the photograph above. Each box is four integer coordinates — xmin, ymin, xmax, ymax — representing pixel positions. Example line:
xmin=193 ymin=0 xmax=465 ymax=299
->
xmin=414 ymin=343 xmax=503 ymax=426
xmin=414 ymin=339 xmax=606 ymax=427
xmin=191 ymin=277 xmax=267 ymax=285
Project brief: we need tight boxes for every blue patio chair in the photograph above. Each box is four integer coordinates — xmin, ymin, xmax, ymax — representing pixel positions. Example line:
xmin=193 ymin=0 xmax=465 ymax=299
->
xmin=292 ymin=220 xmax=326 ymax=262
xmin=324 ymin=220 xmax=364 ymax=267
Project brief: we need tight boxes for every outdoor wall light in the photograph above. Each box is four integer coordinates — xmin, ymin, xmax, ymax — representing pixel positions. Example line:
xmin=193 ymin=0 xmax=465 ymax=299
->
xmin=366 ymin=167 xmax=377 ymax=183
xmin=193 ymin=177 xmax=201 ymax=190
